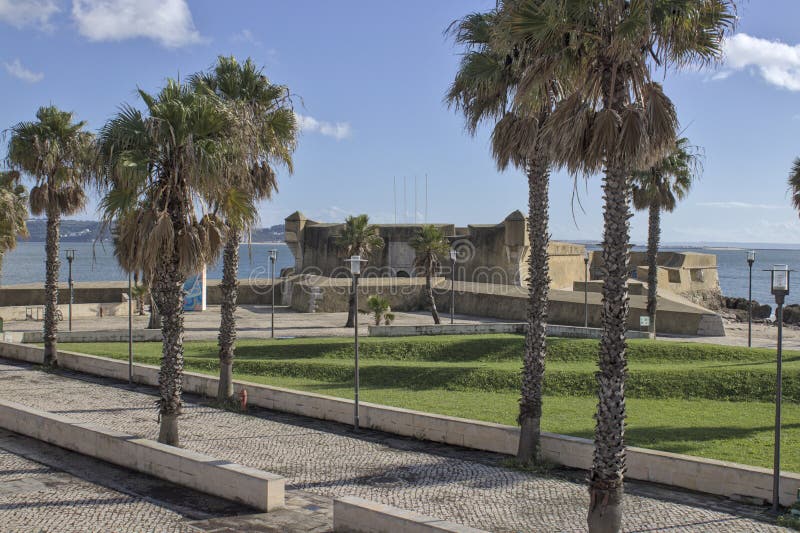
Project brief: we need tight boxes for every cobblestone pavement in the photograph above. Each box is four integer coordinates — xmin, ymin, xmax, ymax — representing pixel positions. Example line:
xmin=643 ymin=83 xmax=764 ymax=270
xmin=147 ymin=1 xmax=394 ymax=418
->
xmin=0 ymin=429 xmax=200 ymax=532
xmin=0 ymin=359 xmax=788 ymax=532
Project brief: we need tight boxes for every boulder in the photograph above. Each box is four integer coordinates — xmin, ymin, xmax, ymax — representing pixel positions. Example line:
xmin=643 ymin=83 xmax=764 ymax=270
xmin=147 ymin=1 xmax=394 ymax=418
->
xmin=783 ymin=305 xmax=800 ymax=325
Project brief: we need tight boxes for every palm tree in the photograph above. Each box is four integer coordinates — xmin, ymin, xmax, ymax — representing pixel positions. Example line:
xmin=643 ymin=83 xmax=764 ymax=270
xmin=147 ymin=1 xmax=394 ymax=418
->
xmin=336 ymin=214 xmax=384 ymax=327
xmin=504 ymin=2 xmax=734 ymax=530
xmin=7 ymin=106 xmax=95 ymax=366
xmin=366 ymin=295 xmax=395 ymax=325
xmin=98 ymin=80 xmax=230 ymax=446
xmin=632 ymin=138 xmax=700 ymax=336
xmin=191 ymin=56 xmax=298 ymax=401
xmin=0 ymin=171 xmax=28 ymax=277
xmin=447 ymin=2 xmax=567 ymax=464
xmin=410 ymin=225 xmax=449 ymax=324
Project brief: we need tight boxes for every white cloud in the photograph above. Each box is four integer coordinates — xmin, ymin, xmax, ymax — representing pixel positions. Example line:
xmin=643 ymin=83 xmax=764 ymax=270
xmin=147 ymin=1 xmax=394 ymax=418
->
xmin=723 ymin=33 xmax=800 ymax=91
xmin=696 ymin=201 xmax=786 ymax=210
xmin=3 ymin=58 xmax=43 ymax=82
xmin=295 ymin=113 xmax=352 ymax=140
xmin=72 ymin=0 xmax=202 ymax=48
xmin=232 ymin=28 xmax=261 ymax=46
xmin=0 ymin=0 xmax=59 ymax=29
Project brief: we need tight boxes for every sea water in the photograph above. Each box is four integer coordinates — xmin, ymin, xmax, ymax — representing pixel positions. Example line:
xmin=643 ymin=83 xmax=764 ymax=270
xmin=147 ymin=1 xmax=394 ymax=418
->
xmin=2 ymin=241 xmax=799 ymax=306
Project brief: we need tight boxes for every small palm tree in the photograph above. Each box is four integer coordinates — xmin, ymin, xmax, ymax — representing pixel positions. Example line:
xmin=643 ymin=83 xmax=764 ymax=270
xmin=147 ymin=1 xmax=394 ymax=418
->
xmin=191 ymin=56 xmax=298 ymax=401
xmin=336 ymin=214 xmax=384 ymax=327
xmin=98 ymin=80 xmax=230 ymax=446
xmin=632 ymin=138 xmax=700 ymax=336
xmin=7 ymin=106 xmax=95 ymax=366
xmin=410 ymin=225 xmax=449 ymax=324
xmin=366 ymin=295 xmax=395 ymax=325
xmin=505 ymin=2 xmax=734 ymax=529
xmin=0 ymin=171 xmax=28 ymax=278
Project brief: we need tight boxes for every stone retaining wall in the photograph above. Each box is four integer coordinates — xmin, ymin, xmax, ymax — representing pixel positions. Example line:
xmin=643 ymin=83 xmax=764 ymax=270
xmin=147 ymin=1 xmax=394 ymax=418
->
xmin=0 ymin=341 xmax=796 ymax=506
xmin=368 ymin=323 xmax=650 ymax=339
xmin=0 ymin=398 xmax=285 ymax=511
xmin=333 ymin=496 xmax=487 ymax=533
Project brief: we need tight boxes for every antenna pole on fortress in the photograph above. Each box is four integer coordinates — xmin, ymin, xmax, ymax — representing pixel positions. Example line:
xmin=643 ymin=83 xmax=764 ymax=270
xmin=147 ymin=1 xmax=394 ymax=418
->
xmin=747 ymin=250 xmax=755 ymax=347
xmin=768 ymin=264 xmax=790 ymax=512
xmin=269 ymin=249 xmax=278 ymax=338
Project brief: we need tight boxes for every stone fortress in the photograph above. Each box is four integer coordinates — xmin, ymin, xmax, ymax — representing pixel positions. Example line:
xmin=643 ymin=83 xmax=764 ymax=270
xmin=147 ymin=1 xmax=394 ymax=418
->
xmin=283 ymin=211 xmax=725 ymax=336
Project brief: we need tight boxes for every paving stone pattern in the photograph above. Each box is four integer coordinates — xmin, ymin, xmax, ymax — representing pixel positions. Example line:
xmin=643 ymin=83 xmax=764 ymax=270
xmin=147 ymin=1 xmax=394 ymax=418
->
xmin=0 ymin=358 xmax=789 ymax=532
xmin=0 ymin=437 xmax=195 ymax=532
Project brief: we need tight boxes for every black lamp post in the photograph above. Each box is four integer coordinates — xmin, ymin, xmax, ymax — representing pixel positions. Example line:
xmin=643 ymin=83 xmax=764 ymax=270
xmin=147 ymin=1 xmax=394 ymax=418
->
xmin=346 ymin=255 xmax=366 ymax=430
xmin=748 ymin=250 xmax=755 ymax=348
xmin=584 ymin=251 xmax=590 ymax=328
xmin=65 ymin=249 xmax=76 ymax=331
xmin=128 ymin=272 xmax=133 ymax=384
xmin=269 ymin=249 xmax=278 ymax=338
xmin=449 ymin=248 xmax=457 ymax=325
xmin=768 ymin=264 xmax=790 ymax=512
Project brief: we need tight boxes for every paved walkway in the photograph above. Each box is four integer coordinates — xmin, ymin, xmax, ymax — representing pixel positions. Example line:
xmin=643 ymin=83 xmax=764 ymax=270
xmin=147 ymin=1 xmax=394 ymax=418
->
xmin=4 ymin=306 xmax=504 ymax=341
xmin=0 ymin=359 xmax=789 ymax=532
xmin=0 ymin=429 xmax=213 ymax=532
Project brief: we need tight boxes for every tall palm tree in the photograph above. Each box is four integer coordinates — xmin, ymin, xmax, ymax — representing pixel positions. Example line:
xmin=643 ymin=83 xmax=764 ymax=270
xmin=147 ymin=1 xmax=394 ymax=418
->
xmin=789 ymin=158 xmax=800 ymax=214
xmin=410 ymin=225 xmax=449 ymax=324
xmin=7 ymin=106 xmax=95 ymax=366
xmin=632 ymin=138 xmax=700 ymax=336
xmin=336 ymin=214 xmax=384 ymax=327
xmin=447 ymin=2 xmax=567 ymax=464
xmin=505 ymin=2 xmax=734 ymax=530
xmin=98 ymin=80 xmax=230 ymax=446
xmin=191 ymin=56 xmax=298 ymax=401
xmin=0 ymin=171 xmax=28 ymax=277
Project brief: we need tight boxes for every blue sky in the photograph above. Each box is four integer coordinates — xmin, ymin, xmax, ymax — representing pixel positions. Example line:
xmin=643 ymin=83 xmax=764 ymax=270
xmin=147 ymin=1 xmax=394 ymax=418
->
xmin=1 ymin=0 xmax=800 ymax=244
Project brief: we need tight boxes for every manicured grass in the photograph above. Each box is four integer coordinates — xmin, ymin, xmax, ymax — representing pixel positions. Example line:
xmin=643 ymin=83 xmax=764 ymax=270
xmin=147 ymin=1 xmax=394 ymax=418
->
xmin=59 ymin=335 xmax=800 ymax=471
xmin=63 ymin=336 xmax=800 ymax=402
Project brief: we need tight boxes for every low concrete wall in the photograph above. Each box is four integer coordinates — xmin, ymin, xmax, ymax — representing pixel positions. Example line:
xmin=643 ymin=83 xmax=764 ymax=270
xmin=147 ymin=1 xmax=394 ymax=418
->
xmin=0 ymin=279 xmax=284 ymax=307
xmin=0 ymin=302 xmax=132 ymax=321
xmin=9 ymin=329 xmax=163 ymax=344
xmin=1 ymin=341 xmax=797 ymax=506
xmin=0 ymin=398 xmax=284 ymax=511
xmin=368 ymin=323 xmax=650 ymax=339
xmin=333 ymin=496 xmax=487 ymax=533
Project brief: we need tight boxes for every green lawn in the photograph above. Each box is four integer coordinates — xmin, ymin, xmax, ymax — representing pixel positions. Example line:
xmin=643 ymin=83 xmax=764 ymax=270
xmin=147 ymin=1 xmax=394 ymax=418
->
xmin=59 ymin=335 xmax=800 ymax=472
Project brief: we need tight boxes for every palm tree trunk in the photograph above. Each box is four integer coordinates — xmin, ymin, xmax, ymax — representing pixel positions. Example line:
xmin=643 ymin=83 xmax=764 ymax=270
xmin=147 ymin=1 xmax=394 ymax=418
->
xmin=345 ymin=291 xmax=355 ymax=328
xmin=646 ymin=202 xmax=660 ymax=337
xmin=517 ymin=154 xmax=550 ymax=464
xmin=43 ymin=208 xmax=60 ymax=367
xmin=156 ymin=250 xmax=185 ymax=447
xmin=148 ymin=292 xmax=162 ymax=329
xmin=427 ymin=273 xmax=440 ymax=324
xmin=217 ymin=228 xmax=240 ymax=401
xmin=588 ymin=164 xmax=630 ymax=533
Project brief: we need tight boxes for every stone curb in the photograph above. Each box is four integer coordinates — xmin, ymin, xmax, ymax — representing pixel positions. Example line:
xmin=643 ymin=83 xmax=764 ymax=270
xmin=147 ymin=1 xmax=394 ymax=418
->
xmin=0 ymin=397 xmax=285 ymax=512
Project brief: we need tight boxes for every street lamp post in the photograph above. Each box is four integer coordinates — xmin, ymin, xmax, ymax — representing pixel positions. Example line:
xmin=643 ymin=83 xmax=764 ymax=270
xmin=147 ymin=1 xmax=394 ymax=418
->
xmin=346 ymin=255 xmax=366 ymax=431
xmin=449 ymin=249 xmax=457 ymax=325
xmin=769 ymin=264 xmax=790 ymax=512
xmin=65 ymin=249 xmax=76 ymax=332
xmin=128 ymin=272 xmax=133 ymax=384
xmin=584 ymin=251 xmax=590 ymax=328
xmin=747 ymin=251 xmax=755 ymax=348
xmin=269 ymin=249 xmax=278 ymax=338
